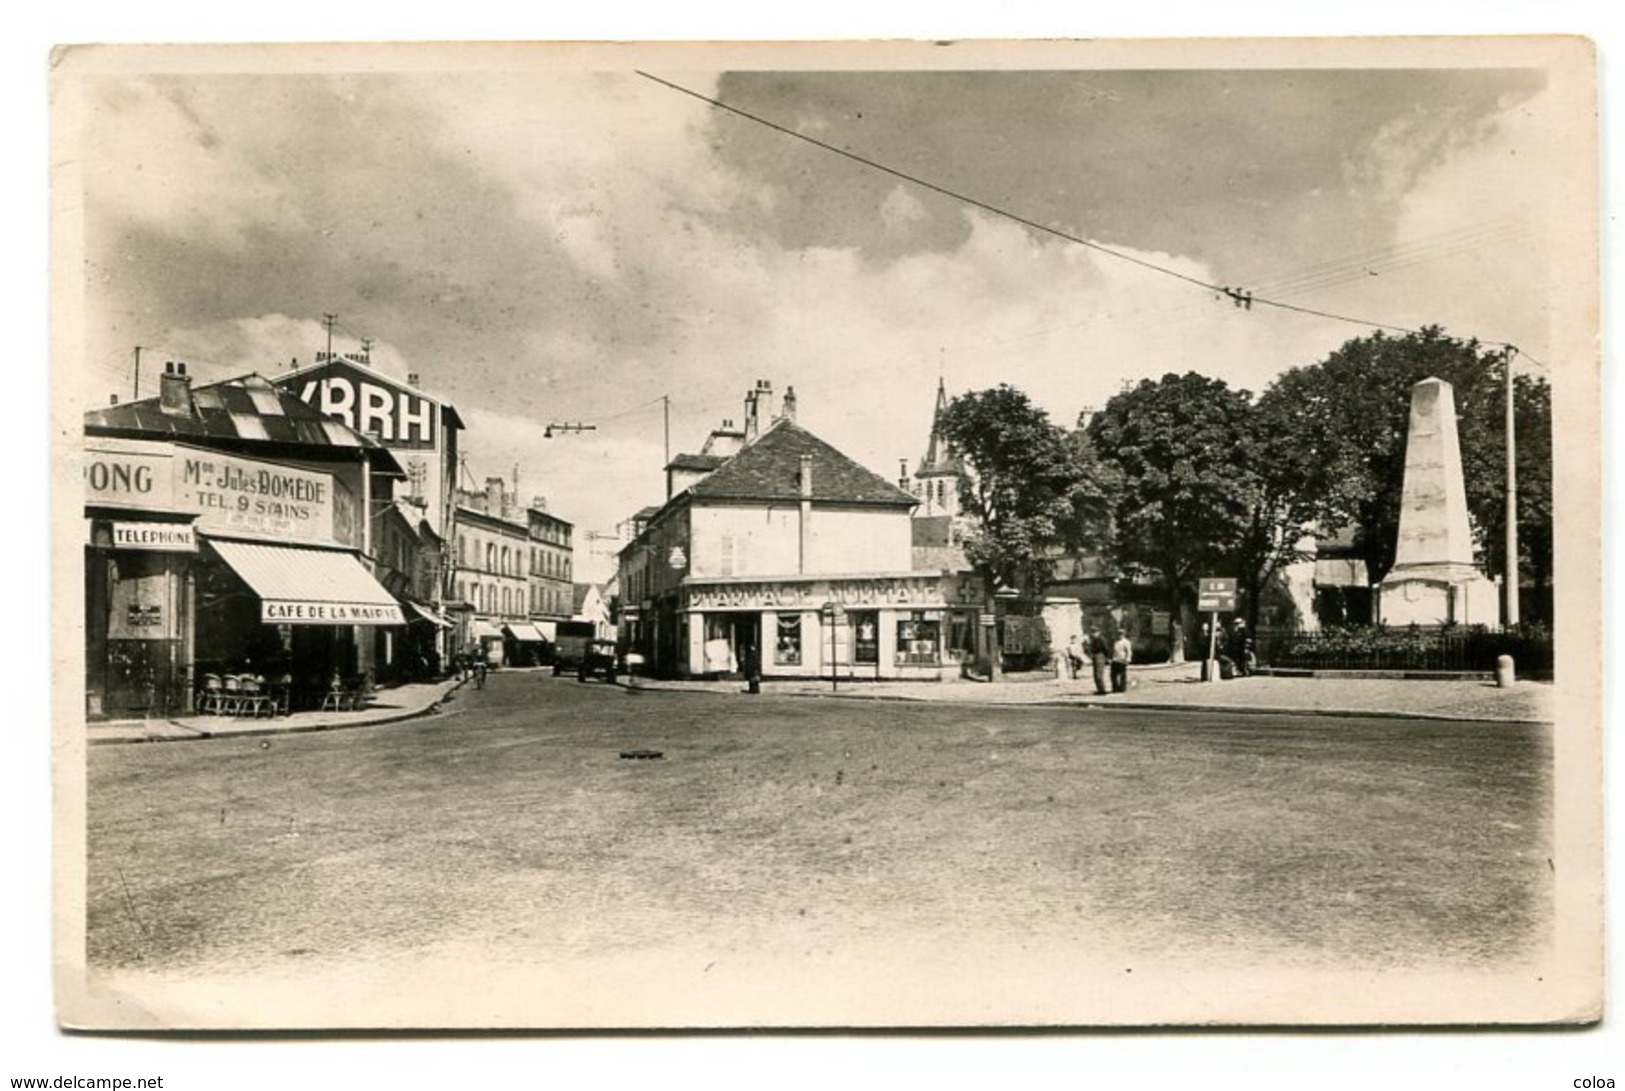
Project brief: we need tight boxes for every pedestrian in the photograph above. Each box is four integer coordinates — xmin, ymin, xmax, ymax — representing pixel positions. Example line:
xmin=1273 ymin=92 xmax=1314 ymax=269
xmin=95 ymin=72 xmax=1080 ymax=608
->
xmin=1231 ymin=618 xmax=1255 ymax=677
xmin=1066 ymin=635 xmax=1084 ymax=681
xmin=1086 ymin=625 xmax=1109 ymax=696
xmin=1111 ymin=630 xmax=1133 ymax=693
xmin=474 ymin=655 xmax=487 ymax=689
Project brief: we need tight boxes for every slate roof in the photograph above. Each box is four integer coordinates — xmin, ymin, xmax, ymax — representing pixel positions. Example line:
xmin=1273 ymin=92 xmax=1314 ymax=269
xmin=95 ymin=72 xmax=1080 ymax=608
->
xmin=665 ymin=453 xmax=728 ymax=473
xmin=85 ymin=373 xmax=404 ymax=475
xmin=686 ymin=419 xmax=917 ymax=507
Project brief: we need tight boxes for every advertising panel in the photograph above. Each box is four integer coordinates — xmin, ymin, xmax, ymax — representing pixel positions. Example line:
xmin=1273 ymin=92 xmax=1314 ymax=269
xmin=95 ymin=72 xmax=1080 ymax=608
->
xmin=85 ymin=438 xmax=338 ymax=543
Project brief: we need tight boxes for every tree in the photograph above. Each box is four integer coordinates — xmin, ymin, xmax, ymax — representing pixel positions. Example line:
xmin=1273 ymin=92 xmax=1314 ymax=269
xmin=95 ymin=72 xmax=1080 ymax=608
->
xmin=935 ymin=384 xmax=1108 ymax=601
xmin=1084 ymin=372 xmax=1294 ymax=624
xmin=1256 ymin=327 xmax=1552 ymax=603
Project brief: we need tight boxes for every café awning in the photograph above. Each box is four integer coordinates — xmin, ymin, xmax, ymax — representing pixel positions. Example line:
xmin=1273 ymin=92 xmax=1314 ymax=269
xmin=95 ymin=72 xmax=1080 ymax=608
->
xmin=531 ymin=620 xmax=558 ymax=642
xmin=404 ymin=600 xmax=454 ymax=628
xmin=208 ymin=537 xmax=406 ymax=626
xmin=503 ymin=622 xmax=550 ymax=643
xmin=470 ymin=619 xmax=503 ymax=639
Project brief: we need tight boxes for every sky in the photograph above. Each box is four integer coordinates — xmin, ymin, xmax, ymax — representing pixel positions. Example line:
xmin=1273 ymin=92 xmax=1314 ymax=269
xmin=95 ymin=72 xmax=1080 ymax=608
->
xmin=70 ymin=48 xmax=1572 ymax=578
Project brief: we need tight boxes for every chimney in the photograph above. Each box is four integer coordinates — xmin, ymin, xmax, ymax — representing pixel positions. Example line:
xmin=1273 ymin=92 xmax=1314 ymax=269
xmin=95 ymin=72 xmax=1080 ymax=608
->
xmin=532 ymin=495 xmax=548 ymax=513
xmin=780 ymin=385 xmax=796 ymax=423
xmin=158 ymin=361 xmax=194 ymax=418
xmin=743 ymin=389 xmax=758 ymax=443
xmin=407 ymin=372 xmax=420 ymax=387
xmin=798 ymin=453 xmax=813 ymax=575
xmin=898 ymin=458 xmax=909 ymax=489
xmin=109 ymin=394 xmax=119 ymax=406
xmin=484 ymin=476 xmax=505 ymax=517
xmin=756 ymin=378 xmax=774 ymax=423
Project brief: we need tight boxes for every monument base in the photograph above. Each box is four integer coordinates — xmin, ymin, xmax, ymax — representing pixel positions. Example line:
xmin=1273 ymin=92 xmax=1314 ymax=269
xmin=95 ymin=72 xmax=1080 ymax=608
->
xmin=1377 ymin=563 xmax=1501 ymax=628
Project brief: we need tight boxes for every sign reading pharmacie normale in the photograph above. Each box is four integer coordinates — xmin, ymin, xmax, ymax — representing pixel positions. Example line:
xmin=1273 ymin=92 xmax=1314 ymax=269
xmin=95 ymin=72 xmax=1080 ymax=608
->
xmin=687 ymin=574 xmax=949 ymax=611
xmin=83 ymin=435 xmax=350 ymax=545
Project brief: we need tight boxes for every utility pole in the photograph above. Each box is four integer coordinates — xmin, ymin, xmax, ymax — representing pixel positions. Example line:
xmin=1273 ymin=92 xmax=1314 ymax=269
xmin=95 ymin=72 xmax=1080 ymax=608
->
xmin=662 ymin=394 xmax=671 ymax=499
xmin=1504 ymin=347 xmax=1520 ymax=627
xmin=322 ymin=313 xmax=337 ymax=361
xmin=132 ymin=346 xmax=142 ymax=401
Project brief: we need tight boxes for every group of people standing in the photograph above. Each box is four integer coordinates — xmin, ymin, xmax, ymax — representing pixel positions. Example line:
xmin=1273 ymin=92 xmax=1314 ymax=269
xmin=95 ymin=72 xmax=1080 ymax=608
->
xmin=1061 ymin=616 xmax=1257 ymax=695
xmin=1064 ymin=628 xmax=1134 ymax=696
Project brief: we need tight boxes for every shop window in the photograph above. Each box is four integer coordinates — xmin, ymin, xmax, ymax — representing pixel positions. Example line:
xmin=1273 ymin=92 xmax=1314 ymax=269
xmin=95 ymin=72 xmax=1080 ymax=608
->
xmin=774 ymin=613 xmax=802 ymax=666
xmin=896 ymin=612 xmax=941 ymax=666
xmin=851 ymin=611 xmax=879 ymax=664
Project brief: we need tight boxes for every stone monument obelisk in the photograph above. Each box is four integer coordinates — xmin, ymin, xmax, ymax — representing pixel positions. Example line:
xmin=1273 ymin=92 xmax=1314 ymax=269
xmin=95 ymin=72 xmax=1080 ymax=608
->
xmin=1377 ymin=376 xmax=1501 ymax=627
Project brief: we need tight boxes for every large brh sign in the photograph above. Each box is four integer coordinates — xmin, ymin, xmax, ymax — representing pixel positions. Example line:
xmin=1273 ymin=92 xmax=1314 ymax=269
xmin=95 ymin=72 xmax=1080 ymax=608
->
xmin=285 ymin=359 xmax=440 ymax=448
xmin=83 ymin=436 xmax=351 ymax=546
xmin=276 ymin=358 xmax=457 ymax=533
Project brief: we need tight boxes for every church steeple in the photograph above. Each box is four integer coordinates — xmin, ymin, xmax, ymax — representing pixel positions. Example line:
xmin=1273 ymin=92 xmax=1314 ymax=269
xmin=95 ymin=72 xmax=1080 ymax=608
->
xmin=918 ymin=376 xmax=961 ymax=477
xmin=912 ymin=377 xmax=961 ymax=518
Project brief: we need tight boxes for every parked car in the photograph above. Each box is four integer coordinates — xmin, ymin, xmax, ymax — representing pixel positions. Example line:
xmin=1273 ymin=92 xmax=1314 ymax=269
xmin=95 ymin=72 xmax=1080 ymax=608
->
xmin=578 ymin=639 xmax=619 ymax=683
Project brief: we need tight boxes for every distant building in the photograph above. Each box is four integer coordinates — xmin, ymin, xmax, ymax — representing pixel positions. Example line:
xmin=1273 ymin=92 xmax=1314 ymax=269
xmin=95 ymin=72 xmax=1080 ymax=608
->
xmin=450 ymin=477 xmax=532 ymax=665
xmin=527 ymin=501 xmax=574 ymax=645
xmin=618 ymin=381 xmax=978 ymax=680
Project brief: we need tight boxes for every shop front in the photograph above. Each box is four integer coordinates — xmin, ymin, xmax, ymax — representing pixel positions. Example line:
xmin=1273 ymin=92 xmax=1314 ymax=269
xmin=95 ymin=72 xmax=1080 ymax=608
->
xmin=680 ymin=573 xmax=953 ymax=681
xmin=84 ymin=436 xmax=403 ymax=716
xmin=196 ymin=536 xmax=406 ymax=708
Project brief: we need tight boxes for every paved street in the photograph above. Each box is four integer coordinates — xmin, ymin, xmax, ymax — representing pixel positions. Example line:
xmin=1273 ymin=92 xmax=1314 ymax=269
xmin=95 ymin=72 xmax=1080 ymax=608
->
xmin=85 ymin=669 xmax=1553 ymax=1024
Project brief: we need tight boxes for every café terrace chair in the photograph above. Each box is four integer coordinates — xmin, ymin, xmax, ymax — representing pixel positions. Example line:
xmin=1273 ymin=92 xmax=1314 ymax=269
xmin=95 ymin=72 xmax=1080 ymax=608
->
xmin=319 ymin=675 xmax=348 ymax=713
xmin=220 ymin=674 xmax=246 ymax=716
xmin=236 ymin=674 xmax=270 ymax=718
xmin=198 ymin=673 xmax=225 ymax=715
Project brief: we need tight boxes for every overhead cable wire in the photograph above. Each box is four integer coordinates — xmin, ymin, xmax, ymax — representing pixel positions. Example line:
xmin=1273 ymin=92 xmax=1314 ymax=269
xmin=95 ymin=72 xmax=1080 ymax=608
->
xmin=636 ymin=70 xmax=1533 ymax=357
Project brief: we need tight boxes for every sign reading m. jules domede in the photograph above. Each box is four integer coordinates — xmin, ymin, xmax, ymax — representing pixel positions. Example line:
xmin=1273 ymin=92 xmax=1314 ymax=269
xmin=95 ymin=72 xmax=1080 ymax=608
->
xmin=85 ymin=437 xmax=340 ymax=543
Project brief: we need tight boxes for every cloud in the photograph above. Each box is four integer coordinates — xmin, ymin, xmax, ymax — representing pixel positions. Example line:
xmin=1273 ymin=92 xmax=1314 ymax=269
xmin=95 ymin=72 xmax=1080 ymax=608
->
xmin=74 ymin=61 xmax=1564 ymax=577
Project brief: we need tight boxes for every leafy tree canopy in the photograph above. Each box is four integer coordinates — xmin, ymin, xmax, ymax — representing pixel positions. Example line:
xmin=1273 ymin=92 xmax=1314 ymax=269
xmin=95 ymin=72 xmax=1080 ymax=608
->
xmin=935 ymin=384 xmax=1108 ymax=598
xmin=1084 ymin=372 xmax=1266 ymax=606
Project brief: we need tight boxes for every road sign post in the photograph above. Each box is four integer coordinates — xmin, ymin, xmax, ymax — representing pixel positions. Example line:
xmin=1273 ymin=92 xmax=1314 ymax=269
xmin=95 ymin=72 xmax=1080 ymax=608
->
xmin=1197 ymin=578 xmax=1237 ymax=683
xmin=820 ymin=602 xmax=846 ymax=692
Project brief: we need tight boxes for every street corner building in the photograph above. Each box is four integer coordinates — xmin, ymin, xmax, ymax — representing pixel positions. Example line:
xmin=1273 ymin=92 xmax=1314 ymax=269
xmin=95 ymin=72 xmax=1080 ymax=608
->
xmin=79 ymin=362 xmax=451 ymax=719
xmin=618 ymin=383 xmax=977 ymax=682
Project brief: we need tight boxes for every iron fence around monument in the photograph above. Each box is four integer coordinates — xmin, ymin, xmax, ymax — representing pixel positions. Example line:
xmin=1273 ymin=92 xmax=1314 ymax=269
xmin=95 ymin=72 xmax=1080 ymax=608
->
xmin=1257 ymin=623 xmax=1554 ymax=676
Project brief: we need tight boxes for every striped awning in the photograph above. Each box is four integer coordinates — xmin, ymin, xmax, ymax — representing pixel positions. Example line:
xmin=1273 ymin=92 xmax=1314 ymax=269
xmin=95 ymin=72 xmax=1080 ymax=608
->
xmin=208 ymin=537 xmax=405 ymax=626
xmin=405 ymin=600 xmax=454 ymax=628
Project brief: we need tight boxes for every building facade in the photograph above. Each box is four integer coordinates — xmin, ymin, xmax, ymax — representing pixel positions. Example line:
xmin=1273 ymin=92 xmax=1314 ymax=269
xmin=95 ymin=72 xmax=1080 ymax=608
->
xmin=83 ymin=366 xmax=407 ymax=717
xmin=527 ymin=505 xmax=574 ymax=623
xmin=451 ymin=477 xmax=534 ymax=665
xmin=620 ymin=386 xmax=970 ymax=681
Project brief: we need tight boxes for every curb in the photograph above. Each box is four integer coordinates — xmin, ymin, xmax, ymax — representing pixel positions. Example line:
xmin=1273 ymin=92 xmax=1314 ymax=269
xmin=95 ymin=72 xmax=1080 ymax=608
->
xmin=88 ymin=678 xmax=471 ymax=746
xmin=620 ymin=681 xmax=1551 ymax=725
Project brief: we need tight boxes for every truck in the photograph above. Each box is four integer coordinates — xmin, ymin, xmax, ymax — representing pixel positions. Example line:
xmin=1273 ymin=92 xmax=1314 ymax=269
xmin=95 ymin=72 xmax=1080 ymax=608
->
xmin=551 ymin=621 xmax=597 ymax=675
